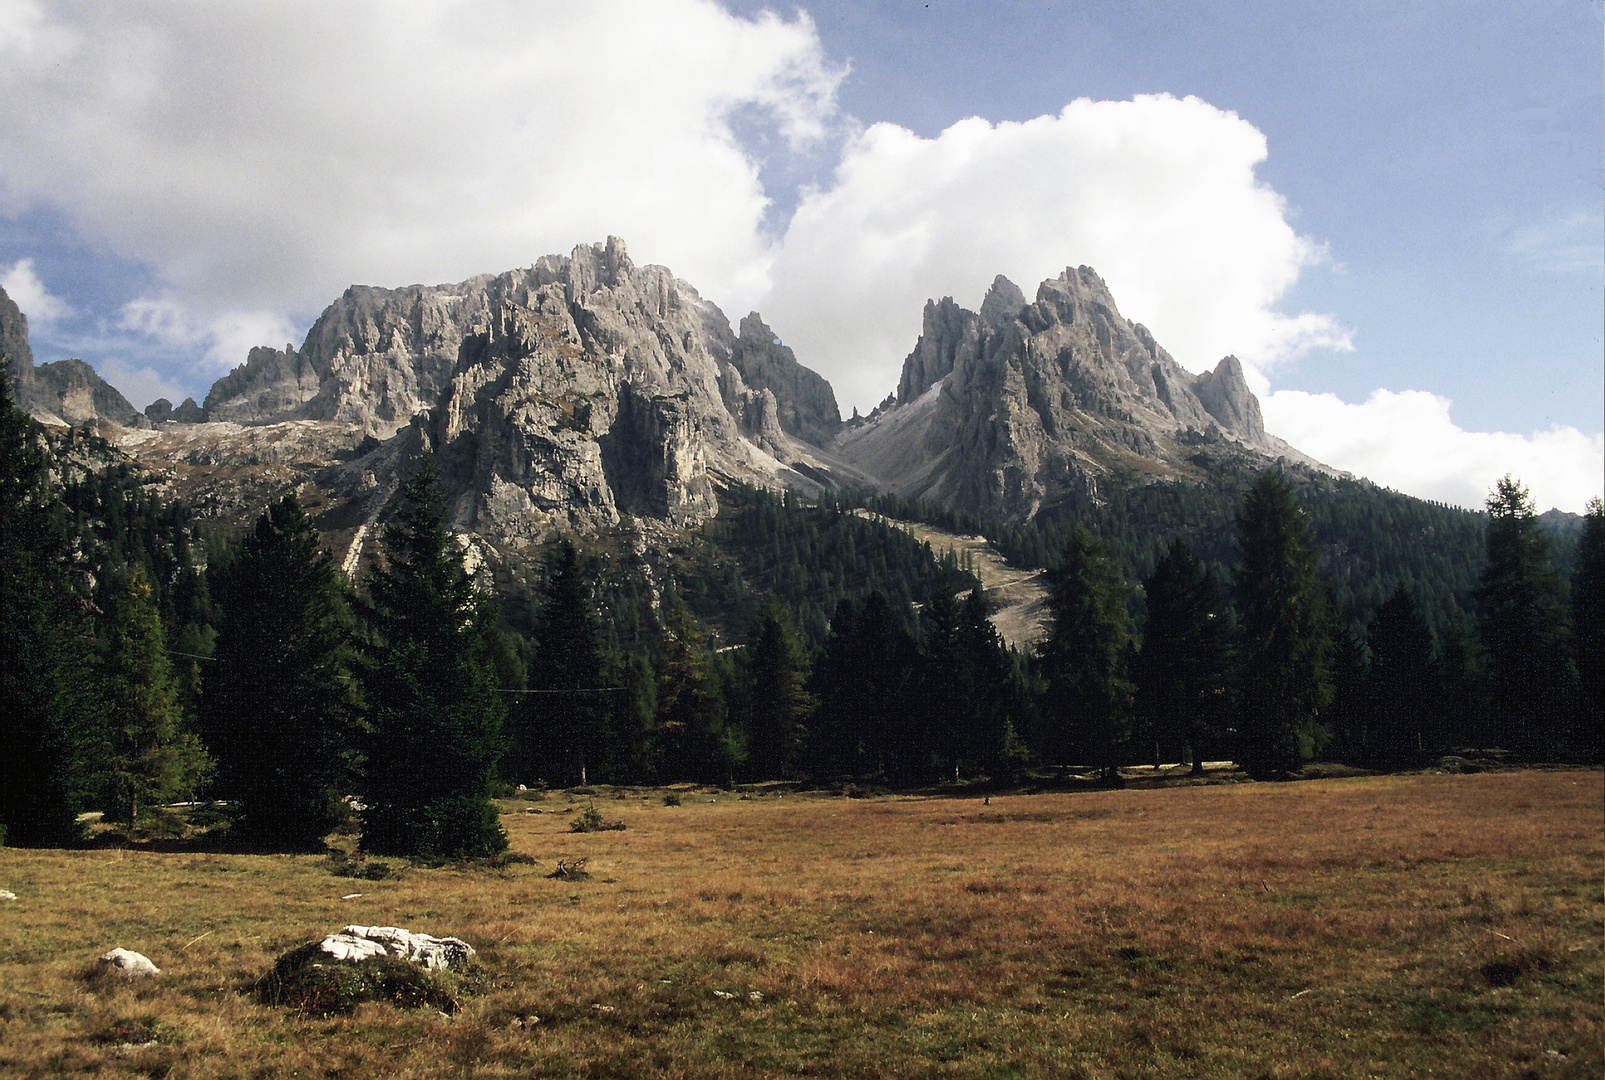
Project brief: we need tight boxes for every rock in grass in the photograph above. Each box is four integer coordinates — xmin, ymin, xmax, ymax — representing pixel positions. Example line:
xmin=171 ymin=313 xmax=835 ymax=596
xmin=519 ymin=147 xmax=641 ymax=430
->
xmin=97 ymin=949 xmax=160 ymax=978
xmin=319 ymin=925 xmax=476 ymax=970
xmin=0 ymin=890 xmax=17 ymax=901
xmin=258 ymin=925 xmax=480 ymax=1016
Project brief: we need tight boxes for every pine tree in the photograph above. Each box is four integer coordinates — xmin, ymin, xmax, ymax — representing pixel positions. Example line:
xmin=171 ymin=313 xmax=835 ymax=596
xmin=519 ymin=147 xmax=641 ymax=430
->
xmin=95 ymin=566 xmax=211 ymax=822
xmin=1037 ymin=527 xmax=1134 ymax=781
xmin=955 ymin=584 xmax=1017 ymax=777
xmin=1474 ymin=476 xmax=1574 ymax=759
xmin=1133 ymin=538 xmax=1231 ymax=773
xmin=201 ymin=493 xmax=356 ymax=850
xmin=0 ymin=362 xmax=86 ymax=845
xmin=740 ymin=594 xmax=812 ymax=780
xmin=359 ymin=455 xmax=506 ymax=857
xmin=514 ymin=538 xmax=610 ymax=786
xmin=651 ymin=593 xmax=732 ymax=783
xmin=1233 ymin=470 xmax=1333 ymax=779
xmin=1570 ymin=498 xmax=1603 ymax=761
xmin=1363 ymin=585 xmax=1440 ymax=767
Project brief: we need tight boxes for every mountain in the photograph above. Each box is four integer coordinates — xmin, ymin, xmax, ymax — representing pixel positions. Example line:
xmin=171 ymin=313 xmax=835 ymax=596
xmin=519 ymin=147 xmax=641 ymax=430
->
xmin=831 ymin=267 xmax=1326 ymax=522
xmin=106 ymin=240 xmax=870 ymax=566
xmin=10 ymin=240 xmax=1347 ymax=573
xmin=0 ymin=286 xmax=149 ymax=429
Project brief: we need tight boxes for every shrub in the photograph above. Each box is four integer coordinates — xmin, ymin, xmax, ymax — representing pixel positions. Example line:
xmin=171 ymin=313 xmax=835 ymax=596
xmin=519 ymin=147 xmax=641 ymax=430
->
xmin=569 ymin=804 xmax=625 ymax=833
xmin=255 ymin=944 xmax=472 ymax=1017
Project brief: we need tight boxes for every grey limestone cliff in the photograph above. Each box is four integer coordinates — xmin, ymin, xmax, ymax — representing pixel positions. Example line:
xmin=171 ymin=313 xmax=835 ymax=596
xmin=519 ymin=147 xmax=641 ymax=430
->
xmin=835 ymin=265 xmax=1309 ymax=521
xmin=2 ymin=286 xmax=147 ymax=428
xmin=203 ymin=238 xmax=846 ymax=542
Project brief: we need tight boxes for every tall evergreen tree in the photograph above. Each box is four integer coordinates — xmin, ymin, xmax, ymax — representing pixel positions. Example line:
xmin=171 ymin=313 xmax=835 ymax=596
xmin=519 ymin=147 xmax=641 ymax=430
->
xmin=1037 ymin=527 xmax=1134 ymax=781
xmin=95 ymin=566 xmax=211 ymax=822
xmin=1363 ymin=585 xmax=1440 ymax=767
xmin=739 ymin=594 xmax=812 ymax=780
xmin=1570 ymin=498 xmax=1604 ymax=761
xmin=513 ymin=538 xmax=611 ymax=786
xmin=1133 ymin=538 xmax=1231 ymax=773
xmin=0 ymin=362 xmax=86 ymax=845
xmin=360 ymin=455 xmax=506 ymax=857
xmin=807 ymin=592 xmax=919 ymax=780
xmin=916 ymin=586 xmax=967 ymax=780
xmin=651 ymin=593 xmax=732 ymax=783
xmin=1474 ymin=476 xmax=1574 ymax=759
xmin=201 ymin=494 xmax=356 ymax=850
xmin=1233 ymin=470 xmax=1333 ymax=779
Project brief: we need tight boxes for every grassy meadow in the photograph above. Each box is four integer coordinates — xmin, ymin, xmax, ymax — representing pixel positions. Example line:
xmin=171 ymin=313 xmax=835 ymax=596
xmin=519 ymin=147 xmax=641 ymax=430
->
xmin=0 ymin=769 xmax=1600 ymax=1079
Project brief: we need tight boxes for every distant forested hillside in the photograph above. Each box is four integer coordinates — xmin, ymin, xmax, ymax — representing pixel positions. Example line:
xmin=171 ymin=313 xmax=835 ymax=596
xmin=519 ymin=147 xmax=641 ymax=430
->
xmin=826 ymin=465 xmax=1495 ymax=639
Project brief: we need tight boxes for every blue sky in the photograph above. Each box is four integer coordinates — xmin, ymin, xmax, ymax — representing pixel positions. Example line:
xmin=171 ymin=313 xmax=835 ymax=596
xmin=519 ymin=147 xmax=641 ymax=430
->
xmin=1 ymin=1 xmax=1600 ymax=511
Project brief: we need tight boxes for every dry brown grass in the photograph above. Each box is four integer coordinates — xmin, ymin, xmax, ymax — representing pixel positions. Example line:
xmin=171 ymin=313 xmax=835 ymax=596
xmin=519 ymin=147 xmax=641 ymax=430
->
xmin=1 ymin=771 xmax=1599 ymax=1079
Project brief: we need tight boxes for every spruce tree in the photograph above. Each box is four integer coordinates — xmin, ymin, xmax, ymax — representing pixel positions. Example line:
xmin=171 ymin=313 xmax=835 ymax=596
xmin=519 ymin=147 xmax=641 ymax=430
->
xmin=359 ymin=455 xmax=506 ymax=857
xmin=514 ymin=538 xmax=610 ymax=786
xmin=1133 ymin=538 xmax=1231 ymax=773
xmin=1037 ymin=527 xmax=1134 ymax=781
xmin=740 ymin=594 xmax=812 ymax=780
xmin=1363 ymin=585 xmax=1440 ymax=767
xmin=1232 ymin=470 xmax=1332 ymax=779
xmin=651 ymin=593 xmax=732 ymax=783
xmin=1474 ymin=476 xmax=1573 ymax=759
xmin=96 ymin=566 xmax=211 ymax=822
xmin=0 ymin=361 xmax=86 ymax=845
xmin=201 ymin=493 xmax=356 ymax=850
xmin=1570 ymin=498 xmax=1603 ymax=761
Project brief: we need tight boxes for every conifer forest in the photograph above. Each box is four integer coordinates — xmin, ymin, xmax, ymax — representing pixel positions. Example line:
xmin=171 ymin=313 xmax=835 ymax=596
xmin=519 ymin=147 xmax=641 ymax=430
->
xmin=3 ymin=365 xmax=1601 ymax=856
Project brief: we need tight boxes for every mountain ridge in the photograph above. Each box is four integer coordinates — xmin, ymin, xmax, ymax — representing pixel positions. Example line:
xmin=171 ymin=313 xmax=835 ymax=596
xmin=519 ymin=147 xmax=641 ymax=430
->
xmin=5 ymin=241 xmax=1342 ymax=560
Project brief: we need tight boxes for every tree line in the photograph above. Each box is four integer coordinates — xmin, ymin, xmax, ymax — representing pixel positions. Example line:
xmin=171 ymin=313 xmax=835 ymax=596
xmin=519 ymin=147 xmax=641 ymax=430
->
xmin=4 ymin=362 xmax=1600 ymax=855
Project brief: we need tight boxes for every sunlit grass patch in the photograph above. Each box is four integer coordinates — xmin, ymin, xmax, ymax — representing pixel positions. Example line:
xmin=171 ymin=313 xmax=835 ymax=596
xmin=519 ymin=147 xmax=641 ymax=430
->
xmin=0 ymin=770 xmax=1598 ymax=1078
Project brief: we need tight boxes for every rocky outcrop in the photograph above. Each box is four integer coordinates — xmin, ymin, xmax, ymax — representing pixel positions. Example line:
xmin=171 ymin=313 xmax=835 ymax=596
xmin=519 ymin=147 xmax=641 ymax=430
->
xmin=0 ymin=285 xmax=31 ymax=384
xmin=835 ymin=265 xmax=1318 ymax=521
xmin=316 ymin=925 xmax=476 ymax=970
xmin=896 ymin=276 xmax=1027 ymax=405
xmin=391 ymin=238 xmax=842 ymax=541
xmin=2 ymin=285 xmax=148 ymax=428
xmin=14 ymin=357 xmax=148 ymax=429
xmin=145 ymin=397 xmax=207 ymax=424
xmin=729 ymin=312 xmax=840 ymax=445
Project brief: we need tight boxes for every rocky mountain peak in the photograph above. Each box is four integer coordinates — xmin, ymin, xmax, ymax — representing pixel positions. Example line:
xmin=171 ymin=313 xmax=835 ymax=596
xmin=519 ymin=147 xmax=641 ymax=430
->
xmin=834 ymin=263 xmax=1322 ymax=521
xmin=2 ymin=285 xmax=148 ymax=429
xmin=978 ymin=274 xmax=1027 ymax=330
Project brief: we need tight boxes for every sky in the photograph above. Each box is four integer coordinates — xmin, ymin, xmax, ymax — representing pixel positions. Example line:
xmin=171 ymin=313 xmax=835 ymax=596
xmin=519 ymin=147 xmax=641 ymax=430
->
xmin=0 ymin=0 xmax=1600 ymax=513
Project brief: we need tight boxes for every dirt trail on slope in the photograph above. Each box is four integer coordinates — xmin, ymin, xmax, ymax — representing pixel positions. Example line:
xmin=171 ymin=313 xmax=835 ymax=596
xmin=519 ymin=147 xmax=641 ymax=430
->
xmin=855 ymin=511 xmax=1051 ymax=650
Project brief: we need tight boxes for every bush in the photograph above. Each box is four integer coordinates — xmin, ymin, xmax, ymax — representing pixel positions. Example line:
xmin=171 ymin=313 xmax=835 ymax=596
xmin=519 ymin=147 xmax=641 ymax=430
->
xmin=255 ymin=943 xmax=475 ymax=1016
xmin=361 ymin=795 xmax=508 ymax=859
xmin=569 ymin=804 xmax=625 ymax=833
xmin=662 ymin=792 xmax=681 ymax=807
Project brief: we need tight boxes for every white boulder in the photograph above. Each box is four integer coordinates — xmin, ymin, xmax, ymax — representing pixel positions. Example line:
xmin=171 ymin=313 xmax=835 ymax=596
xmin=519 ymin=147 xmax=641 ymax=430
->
xmin=317 ymin=925 xmax=476 ymax=970
xmin=97 ymin=948 xmax=160 ymax=978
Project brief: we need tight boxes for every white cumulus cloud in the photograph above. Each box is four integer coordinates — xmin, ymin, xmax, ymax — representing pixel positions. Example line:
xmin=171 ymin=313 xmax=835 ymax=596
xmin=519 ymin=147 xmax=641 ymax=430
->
xmin=761 ymin=95 xmax=1352 ymax=413
xmin=1 ymin=256 xmax=72 ymax=325
xmin=0 ymin=0 xmax=843 ymax=371
xmin=1264 ymin=388 xmax=1604 ymax=514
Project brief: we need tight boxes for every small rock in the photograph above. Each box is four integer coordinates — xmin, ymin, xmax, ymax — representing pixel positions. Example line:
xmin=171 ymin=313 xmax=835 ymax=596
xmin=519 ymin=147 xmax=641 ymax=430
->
xmin=97 ymin=948 xmax=160 ymax=978
xmin=317 ymin=925 xmax=476 ymax=970
xmin=1545 ymin=1050 xmax=1568 ymax=1064
xmin=0 ymin=890 xmax=17 ymax=901
xmin=713 ymin=990 xmax=735 ymax=1000
xmin=592 ymin=1004 xmax=616 ymax=1013
xmin=747 ymin=991 xmax=764 ymax=1002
